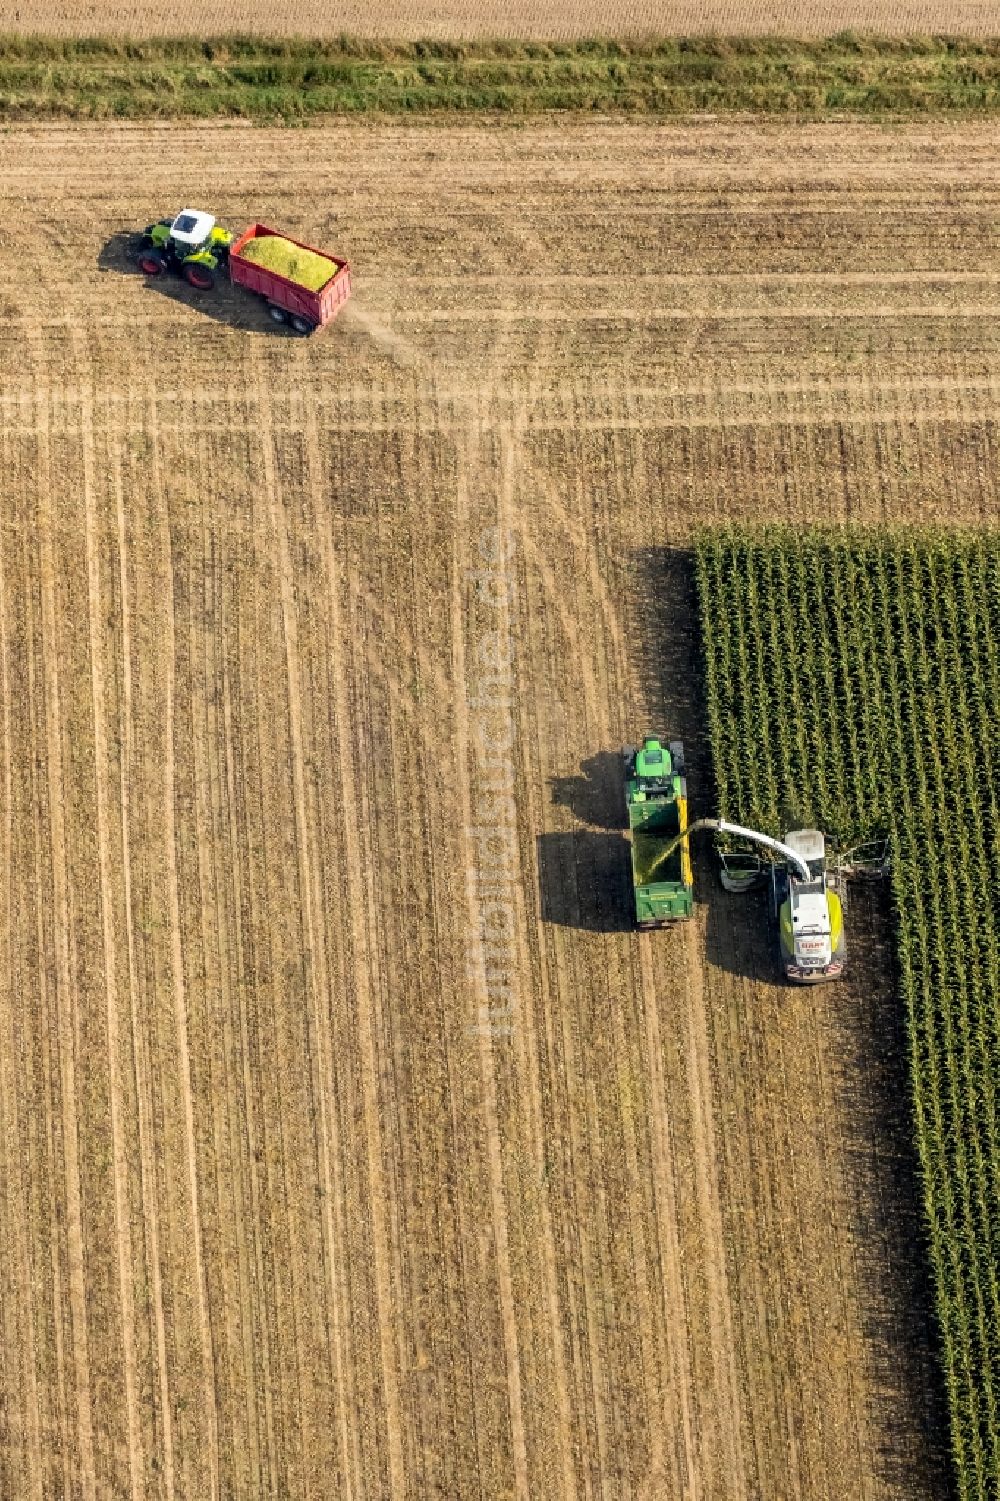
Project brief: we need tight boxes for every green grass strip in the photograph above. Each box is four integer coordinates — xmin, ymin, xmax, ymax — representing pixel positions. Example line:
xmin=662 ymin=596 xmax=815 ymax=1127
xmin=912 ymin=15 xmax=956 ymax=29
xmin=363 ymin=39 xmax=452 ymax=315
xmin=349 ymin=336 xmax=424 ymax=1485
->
xmin=8 ymin=32 xmax=1000 ymax=117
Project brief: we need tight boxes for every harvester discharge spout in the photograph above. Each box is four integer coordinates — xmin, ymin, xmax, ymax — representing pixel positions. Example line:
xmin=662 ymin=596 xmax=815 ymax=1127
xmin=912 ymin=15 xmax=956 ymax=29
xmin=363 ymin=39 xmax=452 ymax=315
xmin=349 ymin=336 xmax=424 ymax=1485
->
xmin=644 ymin=814 xmax=845 ymax=983
xmin=650 ymin=817 xmax=813 ymax=883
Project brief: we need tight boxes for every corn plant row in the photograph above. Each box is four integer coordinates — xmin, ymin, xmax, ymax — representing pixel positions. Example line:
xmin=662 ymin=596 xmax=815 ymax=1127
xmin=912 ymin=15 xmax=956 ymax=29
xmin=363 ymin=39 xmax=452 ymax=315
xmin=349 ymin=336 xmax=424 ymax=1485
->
xmin=695 ymin=526 xmax=1000 ymax=1501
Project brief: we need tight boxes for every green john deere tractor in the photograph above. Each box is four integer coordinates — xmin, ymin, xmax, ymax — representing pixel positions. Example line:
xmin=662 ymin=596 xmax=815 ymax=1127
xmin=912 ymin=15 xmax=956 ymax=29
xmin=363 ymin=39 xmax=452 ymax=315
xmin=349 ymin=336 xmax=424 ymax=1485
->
xmin=622 ymin=736 xmax=694 ymax=928
xmin=136 ymin=209 xmax=234 ymax=290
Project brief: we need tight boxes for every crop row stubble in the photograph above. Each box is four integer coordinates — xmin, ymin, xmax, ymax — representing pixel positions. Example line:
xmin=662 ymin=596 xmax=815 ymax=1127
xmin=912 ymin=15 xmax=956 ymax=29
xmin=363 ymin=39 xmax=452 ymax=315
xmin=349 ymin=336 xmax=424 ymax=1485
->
xmin=696 ymin=527 xmax=1000 ymax=1501
xmin=0 ymin=117 xmax=982 ymax=1501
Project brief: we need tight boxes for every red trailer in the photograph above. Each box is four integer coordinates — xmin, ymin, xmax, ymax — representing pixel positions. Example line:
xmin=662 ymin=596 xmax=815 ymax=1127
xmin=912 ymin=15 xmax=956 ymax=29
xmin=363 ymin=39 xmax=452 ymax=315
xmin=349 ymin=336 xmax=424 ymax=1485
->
xmin=229 ymin=223 xmax=352 ymax=335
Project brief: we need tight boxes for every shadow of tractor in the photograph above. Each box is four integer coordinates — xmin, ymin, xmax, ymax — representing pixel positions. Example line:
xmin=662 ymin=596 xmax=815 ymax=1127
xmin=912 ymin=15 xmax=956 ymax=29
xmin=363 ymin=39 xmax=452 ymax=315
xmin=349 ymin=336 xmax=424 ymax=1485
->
xmin=535 ymin=830 xmax=634 ymax=933
xmin=97 ymin=230 xmax=295 ymax=336
xmin=548 ymin=748 xmax=624 ymax=831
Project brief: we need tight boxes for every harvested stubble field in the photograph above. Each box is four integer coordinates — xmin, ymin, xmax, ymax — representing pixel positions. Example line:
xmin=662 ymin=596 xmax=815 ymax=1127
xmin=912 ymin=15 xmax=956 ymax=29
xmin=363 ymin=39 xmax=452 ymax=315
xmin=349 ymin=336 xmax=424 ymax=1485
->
xmin=3 ymin=116 xmax=999 ymax=1499
xmin=14 ymin=0 xmax=1000 ymax=37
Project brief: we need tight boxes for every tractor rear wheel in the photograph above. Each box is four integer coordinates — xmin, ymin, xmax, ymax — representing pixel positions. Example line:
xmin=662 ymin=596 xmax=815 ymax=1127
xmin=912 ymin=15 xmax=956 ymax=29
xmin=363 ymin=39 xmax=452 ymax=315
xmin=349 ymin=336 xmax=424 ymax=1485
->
xmin=139 ymin=251 xmax=166 ymax=276
xmin=267 ymin=304 xmax=288 ymax=325
xmin=184 ymin=263 xmax=215 ymax=291
xmin=289 ymin=314 xmax=314 ymax=336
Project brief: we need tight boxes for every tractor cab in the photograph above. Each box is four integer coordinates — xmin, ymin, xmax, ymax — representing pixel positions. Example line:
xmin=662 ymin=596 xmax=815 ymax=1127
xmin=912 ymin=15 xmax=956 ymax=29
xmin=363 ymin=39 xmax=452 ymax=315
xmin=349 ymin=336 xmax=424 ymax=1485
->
xmin=633 ymin=737 xmax=673 ymax=791
xmin=138 ymin=208 xmax=233 ymax=290
xmin=168 ymin=209 xmax=216 ymax=256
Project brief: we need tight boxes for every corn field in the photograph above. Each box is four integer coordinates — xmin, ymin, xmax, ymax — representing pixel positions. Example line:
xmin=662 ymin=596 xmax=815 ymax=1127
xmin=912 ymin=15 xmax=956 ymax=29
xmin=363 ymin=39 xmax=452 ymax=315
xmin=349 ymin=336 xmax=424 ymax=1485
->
xmin=695 ymin=527 xmax=1000 ymax=1501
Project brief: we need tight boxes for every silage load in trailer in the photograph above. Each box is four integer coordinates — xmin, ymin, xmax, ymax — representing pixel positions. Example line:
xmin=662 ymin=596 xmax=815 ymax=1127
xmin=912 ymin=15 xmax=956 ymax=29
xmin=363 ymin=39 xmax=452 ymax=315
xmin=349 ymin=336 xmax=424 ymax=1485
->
xmin=631 ymin=830 xmax=681 ymax=888
xmin=238 ymin=234 xmax=338 ymax=292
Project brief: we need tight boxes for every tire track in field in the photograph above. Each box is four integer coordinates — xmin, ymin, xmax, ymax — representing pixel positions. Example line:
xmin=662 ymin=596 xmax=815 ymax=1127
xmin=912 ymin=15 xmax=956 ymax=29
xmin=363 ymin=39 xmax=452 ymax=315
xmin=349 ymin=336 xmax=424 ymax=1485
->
xmin=487 ymin=363 xmax=645 ymax=1492
xmin=72 ymin=327 xmax=144 ymax=1501
xmin=628 ymin=400 xmax=749 ymax=1495
xmin=192 ymin=435 xmax=277 ymax=1498
xmin=790 ymin=982 xmax=875 ymax=1496
xmin=770 ymin=977 xmax=843 ymax=1499
xmin=390 ymin=302 xmax=1000 ymax=326
xmin=182 ymin=484 xmax=250 ymax=1495
xmin=300 ymin=381 xmax=409 ymax=1499
xmin=486 ymin=420 xmax=579 ymax=1497
xmin=304 ymin=317 xmax=567 ymax=1490
xmin=450 ymin=424 xmax=530 ymax=1500
xmin=680 ymin=920 xmax=749 ymax=1500
xmin=629 ymin=934 xmax=701 ymax=1501
xmin=697 ymin=915 xmax=777 ymax=1496
xmin=0 ymin=416 xmax=44 ymax=1501
xmin=7 ymin=398 xmax=1000 ymax=443
xmin=6 ymin=368 xmax=998 ymax=417
xmin=28 ymin=328 xmax=98 ymax=1501
xmin=297 ymin=390 xmax=411 ymax=1501
xmin=239 ymin=478 xmax=323 ymax=1499
xmin=21 ymin=429 xmax=73 ymax=1501
xmin=111 ymin=445 xmax=177 ymax=1501
xmin=513 ymin=395 xmax=629 ymax=691
xmin=254 ymin=419 xmax=360 ymax=1497
xmin=515 ymin=545 xmax=657 ymax=1490
xmin=449 ymin=351 xmax=593 ymax=1496
xmin=148 ymin=384 xmax=221 ymax=1501
xmin=254 ymin=362 xmax=387 ymax=1500
xmin=217 ymin=539 xmax=282 ymax=1501
xmin=459 ymin=323 xmax=591 ymax=1498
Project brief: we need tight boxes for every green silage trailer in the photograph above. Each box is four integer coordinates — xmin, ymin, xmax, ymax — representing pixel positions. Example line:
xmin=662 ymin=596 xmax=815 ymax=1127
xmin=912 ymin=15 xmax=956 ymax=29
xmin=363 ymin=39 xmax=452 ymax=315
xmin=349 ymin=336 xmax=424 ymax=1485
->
xmin=623 ymin=738 xmax=694 ymax=929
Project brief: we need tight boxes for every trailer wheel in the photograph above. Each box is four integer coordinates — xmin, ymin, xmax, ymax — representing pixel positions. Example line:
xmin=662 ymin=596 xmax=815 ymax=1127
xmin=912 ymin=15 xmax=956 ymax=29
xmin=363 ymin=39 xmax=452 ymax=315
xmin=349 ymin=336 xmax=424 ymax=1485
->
xmin=267 ymin=304 xmax=288 ymax=325
xmin=184 ymin=263 xmax=215 ymax=291
xmin=139 ymin=252 xmax=165 ymax=276
xmin=289 ymin=314 xmax=314 ymax=336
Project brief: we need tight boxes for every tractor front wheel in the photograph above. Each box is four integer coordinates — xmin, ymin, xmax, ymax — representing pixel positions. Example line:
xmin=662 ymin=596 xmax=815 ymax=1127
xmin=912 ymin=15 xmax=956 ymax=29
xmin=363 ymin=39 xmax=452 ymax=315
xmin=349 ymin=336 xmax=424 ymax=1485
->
xmin=139 ymin=251 xmax=166 ymax=276
xmin=184 ymin=263 xmax=215 ymax=291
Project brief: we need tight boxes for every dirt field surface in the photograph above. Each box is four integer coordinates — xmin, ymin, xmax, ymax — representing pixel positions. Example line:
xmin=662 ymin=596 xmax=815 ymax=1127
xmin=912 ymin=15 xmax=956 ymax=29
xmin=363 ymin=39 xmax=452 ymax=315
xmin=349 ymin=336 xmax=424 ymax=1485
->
xmin=12 ymin=0 xmax=1000 ymax=38
xmin=2 ymin=116 xmax=994 ymax=1499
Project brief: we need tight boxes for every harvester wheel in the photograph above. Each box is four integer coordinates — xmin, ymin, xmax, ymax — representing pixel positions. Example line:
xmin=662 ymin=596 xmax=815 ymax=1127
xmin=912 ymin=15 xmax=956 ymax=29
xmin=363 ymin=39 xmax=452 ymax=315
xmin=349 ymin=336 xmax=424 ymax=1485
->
xmin=139 ymin=251 xmax=165 ymax=276
xmin=289 ymin=314 xmax=314 ymax=336
xmin=184 ymin=263 xmax=215 ymax=291
xmin=267 ymin=304 xmax=288 ymax=325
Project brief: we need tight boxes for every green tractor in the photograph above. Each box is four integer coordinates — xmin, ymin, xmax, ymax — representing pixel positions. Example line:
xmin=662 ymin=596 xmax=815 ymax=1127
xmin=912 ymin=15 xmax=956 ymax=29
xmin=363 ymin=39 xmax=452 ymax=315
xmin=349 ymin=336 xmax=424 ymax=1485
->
xmin=623 ymin=737 xmax=695 ymax=928
xmin=136 ymin=209 xmax=234 ymax=290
